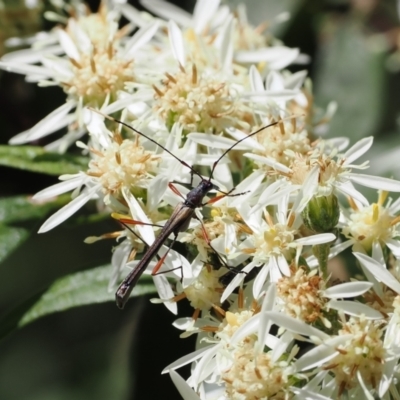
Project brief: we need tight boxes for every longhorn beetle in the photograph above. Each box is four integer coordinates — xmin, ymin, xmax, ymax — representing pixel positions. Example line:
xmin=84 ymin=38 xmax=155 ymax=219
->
xmin=92 ymin=110 xmax=286 ymax=309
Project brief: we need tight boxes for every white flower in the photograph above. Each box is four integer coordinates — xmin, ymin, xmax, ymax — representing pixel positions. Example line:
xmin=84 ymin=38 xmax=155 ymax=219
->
xmin=221 ymin=194 xmax=335 ymax=301
xmin=0 ymin=2 xmax=159 ymax=150
xmin=341 ymin=190 xmax=400 ymax=256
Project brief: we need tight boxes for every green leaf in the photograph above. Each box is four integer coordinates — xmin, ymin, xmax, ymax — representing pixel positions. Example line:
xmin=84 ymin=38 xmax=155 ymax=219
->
xmin=0 ymin=195 xmax=68 ymax=224
xmin=0 ymin=145 xmax=88 ymax=175
xmin=0 ymin=224 xmax=29 ymax=263
xmin=0 ymin=265 xmax=155 ymax=339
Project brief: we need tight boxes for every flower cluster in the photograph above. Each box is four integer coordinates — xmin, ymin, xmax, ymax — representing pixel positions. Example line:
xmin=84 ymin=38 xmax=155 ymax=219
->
xmin=4 ymin=0 xmax=400 ymax=399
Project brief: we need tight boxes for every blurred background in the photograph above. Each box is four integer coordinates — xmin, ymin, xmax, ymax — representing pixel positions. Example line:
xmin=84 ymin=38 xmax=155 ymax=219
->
xmin=0 ymin=0 xmax=399 ymax=398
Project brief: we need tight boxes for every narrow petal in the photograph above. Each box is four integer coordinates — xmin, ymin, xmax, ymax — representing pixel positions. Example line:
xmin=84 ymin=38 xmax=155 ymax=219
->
xmin=153 ymin=274 xmax=177 ymax=314
xmin=378 ymin=357 xmax=398 ymax=398
xmin=335 ymin=180 xmax=369 ymax=205
xmin=253 ymin=264 xmax=270 ymax=299
xmin=343 ymin=137 xmax=373 ymax=166
xmin=291 ymin=387 xmax=333 ymax=400
xmin=109 ymin=241 xmax=131 ymax=291
xmin=1 ymin=45 xmax=63 ymax=63
xmin=122 ymin=188 xmax=155 ymax=245
xmin=139 ymin=0 xmax=192 ymax=26
xmin=356 ymin=370 xmax=375 ymax=400
xmin=327 ymin=300 xmax=383 ymax=319
xmin=125 ymin=21 xmax=160 ymax=57
xmin=32 ymin=174 xmax=84 ymax=199
xmin=295 ymin=233 xmax=336 ymax=246
xmin=221 ymin=261 xmax=256 ymax=303
xmin=193 ymin=0 xmax=220 ymax=33
xmin=323 ymin=281 xmax=373 ymax=298
xmin=56 ymin=29 xmax=81 ymax=61
xmin=163 ymin=345 xmax=215 ymax=373
xmin=348 ymin=173 xmax=400 ymax=192
xmin=0 ymin=61 xmax=52 ymax=77
xmin=188 ymin=132 xmax=254 ymax=150
xmin=293 ymin=335 xmax=352 ymax=371
xmin=227 ymin=169 xmax=265 ymax=208
xmin=235 ymin=47 xmax=299 ymax=70
xmin=10 ymin=101 xmax=75 ymax=144
xmin=169 ymin=371 xmax=200 ymax=400
xmin=217 ymin=16 xmax=234 ymax=71
xmin=38 ymin=187 xmax=98 ymax=233
xmin=249 ymin=64 xmax=264 ymax=92
xmin=244 ymin=153 xmax=291 ymax=173
xmin=225 ymin=127 xmax=265 ymax=151
xmin=191 ymin=345 xmax=219 ymax=387
xmin=284 ymin=70 xmax=308 ymax=90
xmin=168 ymin=20 xmax=185 ymax=66
xmin=386 ymin=238 xmax=400 ymax=258
xmin=266 ymin=311 xmax=330 ymax=340
xmin=354 ymin=252 xmax=400 ymax=293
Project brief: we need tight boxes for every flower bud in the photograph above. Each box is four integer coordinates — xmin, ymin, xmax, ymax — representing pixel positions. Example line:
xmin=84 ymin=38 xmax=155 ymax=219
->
xmin=302 ymin=194 xmax=340 ymax=233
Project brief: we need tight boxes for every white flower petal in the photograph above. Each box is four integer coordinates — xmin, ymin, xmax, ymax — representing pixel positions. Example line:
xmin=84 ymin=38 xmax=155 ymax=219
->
xmin=33 ymin=174 xmax=84 ymax=199
xmin=326 ymin=137 xmax=350 ymax=152
xmin=293 ymin=165 xmax=319 ymax=212
xmin=169 ymin=371 xmax=200 ymax=400
xmin=266 ymin=311 xmax=330 ymax=340
xmin=244 ymin=153 xmax=291 ymax=173
xmin=110 ymin=241 xmax=131 ymax=291
xmin=249 ymin=64 xmax=264 ymax=92
xmin=284 ymin=70 xmax=308 ymax=90
xmin=335 ymin=181 xmax=369 ymax=205
xmin=10 ymin=101 xmax=76 ymax=144
xmin=56 ymin=29 xmax=80 ymax=61
xmin=277 ymin=254 xmax=290 ymax=276
xmin=140 ymin=0 xmax=192 ymax=26
xmin=227 ymin=169 xmax=265 ymax=208
xmin=327 ymin=300 xmax=383 ymax=319
xmin=252 ymin=182 xmax=294 ymax=214
xmin=153 ymin=274 xmax=177 ymax=314
xmin=348 ymin=173 xmax=400 ymax=192
xmin=389 ymin=195 xmax=400 ymax=214
xmin=343 ymin=137 xmax=373 ymax=166
xmin=191 ymin=345 xmax=220 ymax=387
xmin=357 ymin=370 xmax=375 ymax=400
xmin=217 ymin=16 xmax=234 ymax=71
xmin=193 ymin=0 xmax=220 ymax=33
xmin=295 ymin=233 xmax=335 ymax=246
xmin=269 ymin=256 xmax=283 ymax=282
xmin=168 ymin=20 xmax=185 ymax=66
xmin=354 ymin=252 xmax=400 ymax=293
xmin=188 ymin=132 xmax=253 ymax=151
xmin=386 ymin=238 xmax=400 ymax=257
xmin=235 ymin=47 xmax=299 ymax=70
xmin=323 ymin=281 xmax=373 ymax=298
xmin=38 ymin=186 xmax=98 ymax=233
xmin=242 ymin=89 xmax=299 ymax=101
xmin=231 ymin=312 xmax=267 ymax=345
xmin=378 ymin=357 xmax=398 ymax=398
xmin=1 ymin=45 xmax=63 ymax=63
xmin=253 ymin=264 xmax=270 ymax=300
xmin=292 ymin=387 xmax=333 ymax=400
xmin=293 ymin=335 xmax=352 ymax=372
xmin=125 ymin=20 xmax=160 ymax=57
xmin=163 ymin=345 xmax=215 ymax=373
xmin=220 ymin=261 xmax=256 ymax=303
xmin=253 ymin=285 xmax=276 ymax=353
xmin=122 ymin=188 xmax=155 ymax=245
xmin=0 ymin=61 xmax=52 ymax=77
xmin=225 ymin=127 xmax=265 ymax=152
